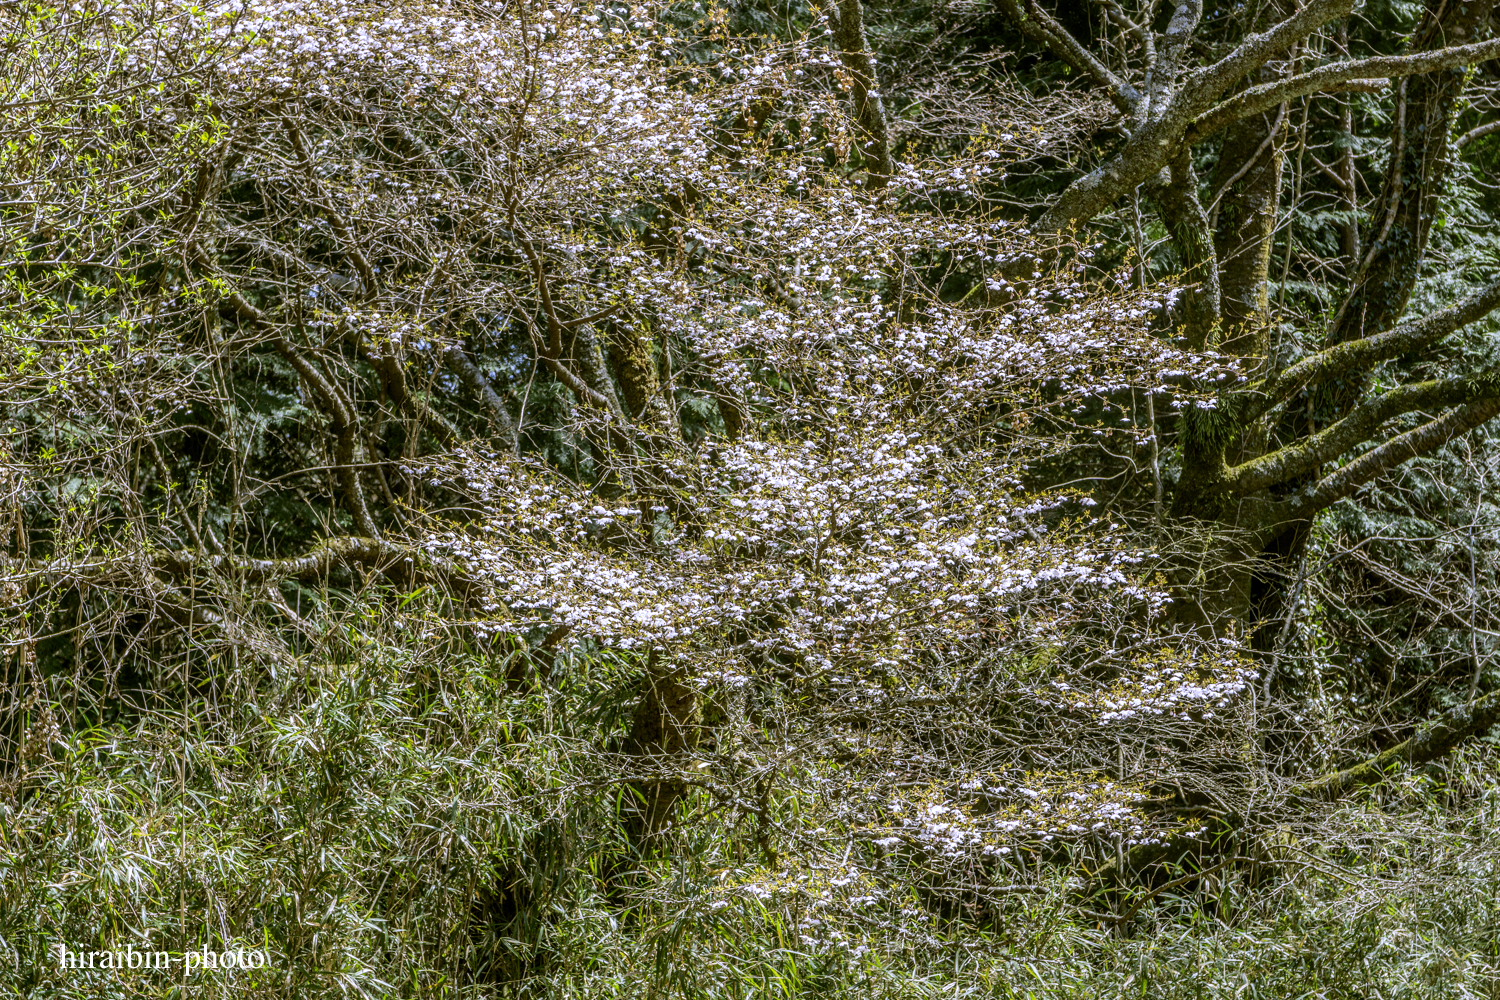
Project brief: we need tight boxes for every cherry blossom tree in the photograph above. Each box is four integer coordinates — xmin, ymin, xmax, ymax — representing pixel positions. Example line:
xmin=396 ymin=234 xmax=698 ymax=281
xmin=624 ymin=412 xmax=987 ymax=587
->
xmin=4 ymin=0 xmax=1498 ymax=990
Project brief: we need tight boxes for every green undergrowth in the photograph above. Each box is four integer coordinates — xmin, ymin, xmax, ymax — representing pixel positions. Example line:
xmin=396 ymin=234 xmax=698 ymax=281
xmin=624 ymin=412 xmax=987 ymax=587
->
xmin=6 ymin=594 xmax=1500 ymax=999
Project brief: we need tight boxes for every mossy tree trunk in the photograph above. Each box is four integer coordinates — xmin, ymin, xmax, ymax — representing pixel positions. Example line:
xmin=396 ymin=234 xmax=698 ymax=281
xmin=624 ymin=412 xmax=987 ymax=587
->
xmin=831 ymin=0 xmax=893 ymax=187
xmin=1167 ymin=0 xmax=1495 ymax=636
xmin=624 ymin=649 xmax=702 ymax=845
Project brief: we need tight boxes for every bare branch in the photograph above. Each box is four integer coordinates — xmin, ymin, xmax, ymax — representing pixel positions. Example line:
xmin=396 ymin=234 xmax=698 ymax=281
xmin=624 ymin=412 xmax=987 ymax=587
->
xmin=1100 ymin=0 xmax=1154 ymax=66
xmin=215 ymin=222 xmax=460 ymax=448
xmin=1288 ymin=397 xmax=1500 ymax=521
xmin=358 ymin=340 xmax=461 ymax=449
xmin=1236 ymin=274 xmax=1500 ymax=421
xmin=995 ymin=0 xmax=1140 ymax=113
xmin=215 ymin=282 xmax=383 ymax=539
xmin=4 ymin=536 xmax=478 ymax=599
xmin=1229 ymin=372 xmax=1500 ymax=495
xmin=1187 ymin=37 xmax=1500 ymax=144
xmin=284 ymin=118 xmax=379 ymax=300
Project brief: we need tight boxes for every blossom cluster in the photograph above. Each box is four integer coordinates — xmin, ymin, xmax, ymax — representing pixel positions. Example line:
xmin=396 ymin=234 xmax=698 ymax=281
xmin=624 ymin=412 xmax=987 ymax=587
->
xmin=874 ymin=776 xmax=1157 ymax=855
xmin=1043 ymin=647 xmax=1260 ymax=724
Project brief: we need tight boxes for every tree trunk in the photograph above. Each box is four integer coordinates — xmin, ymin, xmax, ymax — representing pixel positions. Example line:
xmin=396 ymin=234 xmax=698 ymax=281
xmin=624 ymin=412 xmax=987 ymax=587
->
xmin=1212 ymin=101 xmax=1285 ymax=370
xmin=831 ymin=0 xmax=894 ymax=187
xmin=1251 ymin=0 xmax=1491 ymax=639
xmin=607 ymin=319 xmax=676 ymax=434
xmin=1152 ymin=151 xmax=1221 ymax=353
xmin=1196 ymin=31 xmax=1291 ymax=634
xmin=1179 ymin=0 xmax=1493 ymax=634
xmin=625 ymin=650 xmax=702 ymax=844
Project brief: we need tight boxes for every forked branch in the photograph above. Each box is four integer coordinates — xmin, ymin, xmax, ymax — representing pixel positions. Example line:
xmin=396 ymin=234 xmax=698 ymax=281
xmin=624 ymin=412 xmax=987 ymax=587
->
xmin=1229 ymin=371 xmax=1500 ymax=495
xmin=1186 ymin=37 xmax=1500 ymax=144
xmin=1235 ymin=275 xmax=1500 ymax=423
xmin=1286 ymin=397 xmax=1500 ymax=523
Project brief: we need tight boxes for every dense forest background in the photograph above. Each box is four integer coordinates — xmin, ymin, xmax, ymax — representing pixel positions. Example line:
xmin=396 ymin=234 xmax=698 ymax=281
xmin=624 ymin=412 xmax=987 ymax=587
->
xmin=4 ymin=0 xmax=1500 ymax=995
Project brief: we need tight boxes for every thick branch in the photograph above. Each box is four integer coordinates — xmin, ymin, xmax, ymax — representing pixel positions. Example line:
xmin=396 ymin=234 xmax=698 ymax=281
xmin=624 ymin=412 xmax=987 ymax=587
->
xmin=1288 ymin=397 xmax=1500 ymax=521
xmin=1292 ymin=688 xmax=1500 ymax=801
xmin=498 ymin=277 xmax=658 ymax=478
xmin=359 ymin=340 xmax=460 ymax=449
xmin=442 ymin=343 xmax=519 ymax=449
xmin=553 ymin=363 xmax=614 ymax=417
xmin=1456 ymin=118 xmax=1500 ymax=149
xmin=518 ymin=235 xmax=565 ymax=358
xmin=1188 ymin=38 xmax=1500 ymax=144
xmin=166 ymin=536 xmax=474 ymax=593
xmin=516 ymin=236 xmax=627 ymax=418
xmin=1184 ymin=0 xmax=1356 ymax=117
xmin=217 ymin=222 xmax=461 ymax=448
xmin=1036 ymin=0 xmax=1359 ymax=231
xmin=1091 ymin=687 xmax=1500 ymax=887
xmin=1156 ymin=0 xmax=1204 ymax=87
xmin=275 ymin=339 xmax=384 ymax=539
xmin=1236 ymin=275 xmax=1500 ymax=422
xmin=995 ymin=0 xmax=1139 ymax=113
xmin=1036 ymin=117 xmax=1186 ymax=231
xmin=1229 ymin=372 xmax=1500 ymax=494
